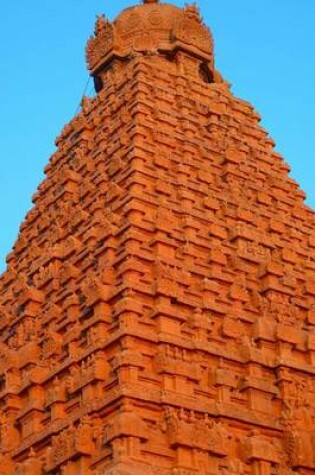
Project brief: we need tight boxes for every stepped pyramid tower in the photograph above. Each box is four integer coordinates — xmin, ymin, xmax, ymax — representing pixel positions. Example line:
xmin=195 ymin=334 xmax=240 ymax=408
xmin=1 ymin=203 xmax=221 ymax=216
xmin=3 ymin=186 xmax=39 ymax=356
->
xmin=0 ymin=0 xmax=315 ymax=474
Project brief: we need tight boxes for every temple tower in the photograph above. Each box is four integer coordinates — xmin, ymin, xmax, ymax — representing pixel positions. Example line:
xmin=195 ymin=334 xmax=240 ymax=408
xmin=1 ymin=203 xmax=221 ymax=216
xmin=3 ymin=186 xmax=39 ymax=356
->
xmin=0 ymin=1 xmax=315 ymax=474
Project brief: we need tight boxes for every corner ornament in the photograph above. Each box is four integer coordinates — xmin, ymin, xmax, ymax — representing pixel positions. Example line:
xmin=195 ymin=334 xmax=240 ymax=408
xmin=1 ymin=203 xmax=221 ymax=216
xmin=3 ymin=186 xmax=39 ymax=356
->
xmin=86 ymin=15 xmax=115 ymax=73
xmin=173 ymin=5 xmax=214 ymax=56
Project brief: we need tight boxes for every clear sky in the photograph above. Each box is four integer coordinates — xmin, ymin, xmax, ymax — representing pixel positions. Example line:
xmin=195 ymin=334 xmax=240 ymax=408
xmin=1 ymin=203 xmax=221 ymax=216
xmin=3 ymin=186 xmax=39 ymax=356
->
xmin=0 ymin=0 xmax=314 ymax=273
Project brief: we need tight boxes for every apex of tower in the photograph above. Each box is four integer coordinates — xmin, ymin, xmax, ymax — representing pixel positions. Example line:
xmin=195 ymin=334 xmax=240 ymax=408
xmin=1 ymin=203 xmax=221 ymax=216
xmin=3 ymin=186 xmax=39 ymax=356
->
xmin=86 ymin=1 xmax=213 ymax=77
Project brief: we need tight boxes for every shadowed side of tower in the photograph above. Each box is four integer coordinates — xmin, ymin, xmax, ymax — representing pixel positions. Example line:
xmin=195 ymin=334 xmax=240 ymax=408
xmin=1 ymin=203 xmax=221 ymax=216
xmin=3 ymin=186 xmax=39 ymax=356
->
xmin=0 ymin=1 xmax=315 ymax=474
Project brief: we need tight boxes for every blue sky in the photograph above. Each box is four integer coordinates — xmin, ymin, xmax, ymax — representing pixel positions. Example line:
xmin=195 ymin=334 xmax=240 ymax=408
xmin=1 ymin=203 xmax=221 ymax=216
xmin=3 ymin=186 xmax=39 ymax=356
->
xmin=1 ymin=0 xmax=314 ymax=272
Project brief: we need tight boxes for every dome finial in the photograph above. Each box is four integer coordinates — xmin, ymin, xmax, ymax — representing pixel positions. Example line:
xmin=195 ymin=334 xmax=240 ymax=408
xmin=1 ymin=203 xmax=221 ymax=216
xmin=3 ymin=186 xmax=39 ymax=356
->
xmin=143 ymin=0 xmax=159 ymax=4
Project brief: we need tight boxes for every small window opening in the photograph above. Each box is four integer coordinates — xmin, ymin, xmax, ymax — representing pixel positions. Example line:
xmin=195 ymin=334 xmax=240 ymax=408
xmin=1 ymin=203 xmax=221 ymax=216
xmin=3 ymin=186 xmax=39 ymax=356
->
xmin=94 ymin=75 xmax=104 ymax=93
xmin=199 ymin=63 xmax=214 ymax=84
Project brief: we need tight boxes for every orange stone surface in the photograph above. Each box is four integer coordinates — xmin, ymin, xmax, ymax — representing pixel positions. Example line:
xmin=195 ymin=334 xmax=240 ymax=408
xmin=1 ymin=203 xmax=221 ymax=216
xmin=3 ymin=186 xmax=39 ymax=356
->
xmin=0 ymin=1 xmax=315 ymax=474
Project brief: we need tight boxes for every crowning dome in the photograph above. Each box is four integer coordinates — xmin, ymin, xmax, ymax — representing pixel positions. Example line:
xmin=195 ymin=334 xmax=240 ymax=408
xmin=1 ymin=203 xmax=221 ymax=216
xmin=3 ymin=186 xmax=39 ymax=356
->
xmin=86 ymin=1 xmax=214 ymax=77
